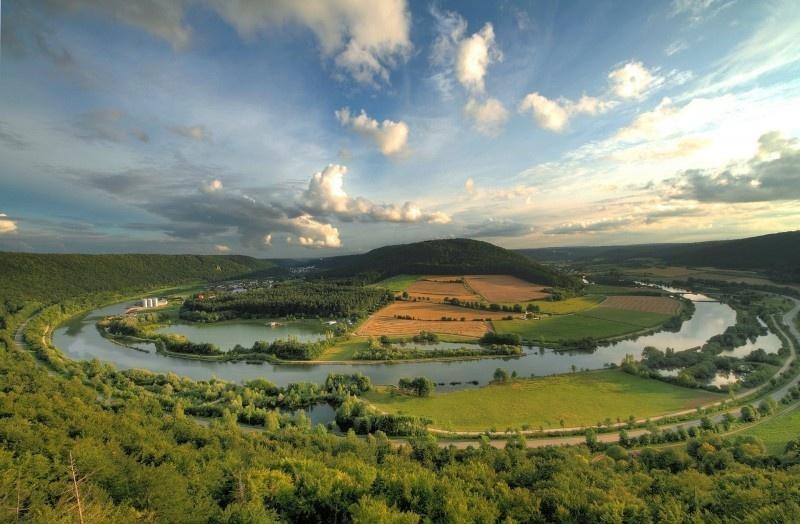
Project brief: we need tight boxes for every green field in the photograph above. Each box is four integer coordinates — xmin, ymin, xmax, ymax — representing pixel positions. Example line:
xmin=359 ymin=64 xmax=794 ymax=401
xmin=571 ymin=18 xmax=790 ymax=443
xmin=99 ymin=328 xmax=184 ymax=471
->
xmin=530 ymin=295 xmax=606 ymax=314
xmin=492 ymin=307 xmax=669 ymax=342
xmin=318 ymin=338 xmax=370 ymax=361
xmin=736 ymin=404 xmax=800 ymax=454
xmin=364 ymin=370 xmax=722 ymax=431
xmin=371 ymin=274 xmax=419 ymax=292
xmin=577 ymin=307 xmax=671 ymax=327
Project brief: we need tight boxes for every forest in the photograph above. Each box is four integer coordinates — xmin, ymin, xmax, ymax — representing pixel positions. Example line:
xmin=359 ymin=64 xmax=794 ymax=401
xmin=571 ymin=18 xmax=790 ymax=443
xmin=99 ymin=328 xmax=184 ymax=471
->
xmin=318 ymin=238 xmax=579 ymax=288
xmin=2 ymin=254 xmax=800 ymax=522
xmin=180 ymin=281 xmax=393 ymax=320
xmin=518 ymin=230 xmax=800 ymax=282
xmin=0 ymin=252 xmax=276 ymax=305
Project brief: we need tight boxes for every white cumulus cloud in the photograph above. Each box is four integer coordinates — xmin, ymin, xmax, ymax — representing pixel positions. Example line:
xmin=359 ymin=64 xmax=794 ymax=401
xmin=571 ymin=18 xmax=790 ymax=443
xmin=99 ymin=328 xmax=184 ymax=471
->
xmin=519 ymin=93 xmax=614 ymax=132
xmin=288 ymin=215 xmax=341 ymax=248
xmin=210 ymin=0 xmax=412 ymax=86
xmin=463 ymin=97 xmax=508 ymax=135
xmin=335 ymin=107 xmax=408 ymax=155
xmin=455 ymin=22 xmax=501 ymax=94
xmin=608 ymin=61 xmax=663 ymax=99
xmin=519 ymin=93 xmax=569 ymax=132
xmin=302 ymin=164 xmax=450 ymax=224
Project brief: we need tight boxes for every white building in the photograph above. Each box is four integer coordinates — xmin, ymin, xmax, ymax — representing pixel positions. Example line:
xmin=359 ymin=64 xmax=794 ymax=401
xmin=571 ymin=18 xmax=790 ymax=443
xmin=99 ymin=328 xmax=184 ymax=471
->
xmin=141 ymin=297 xmax=166 ymax=308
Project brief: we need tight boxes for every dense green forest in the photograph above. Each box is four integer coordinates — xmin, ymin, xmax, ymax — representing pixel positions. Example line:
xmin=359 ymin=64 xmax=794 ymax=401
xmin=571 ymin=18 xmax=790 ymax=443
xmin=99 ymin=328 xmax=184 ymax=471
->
xmin=518 ymin=230 xmax=800 ymax=281
xmin=2 ymin=253 xmax=800 ymax=521
xmin=0 ymin=252 xmax=277 ymax=304
xmin=318 ymin=238 xmax=579 ymax=288
xmin=181 ymin=282 xmax=392 ymax=320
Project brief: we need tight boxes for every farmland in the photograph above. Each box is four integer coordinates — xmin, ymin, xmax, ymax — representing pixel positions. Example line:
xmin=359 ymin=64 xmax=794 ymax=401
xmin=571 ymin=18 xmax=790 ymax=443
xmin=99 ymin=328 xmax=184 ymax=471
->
xmin=364 ymin=369 xmax=723 ymax=431
xmin=534 ymin=295 xmax=605 ymax=314
xmin=355 ymin=301 xmax=503 ymax=337
xmin=360 ymin=275 xmax=682 ymax=341
xmin=492 ymin=311 xmax=664 ymax=342
xmin=465 ymin=274 xmax=550 ymax=302
xmin=599 ymin=295 xmax=682 ymax=314
xmin=492 ymin=294 xmax=680 ymax=343
xmin=362 ymin=301 xmax=516 ymax=322
xmin=577 ymin=306 xmax=674 ymax=328
xmin=371 ymin=274 xmax=418 ymax=293
xmin=406 ymin=277 xmax=481 ymax=302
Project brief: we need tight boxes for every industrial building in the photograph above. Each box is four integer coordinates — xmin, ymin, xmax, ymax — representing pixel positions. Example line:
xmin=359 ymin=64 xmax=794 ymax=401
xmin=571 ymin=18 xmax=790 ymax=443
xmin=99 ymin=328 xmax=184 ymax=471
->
xmin=140 ymin=297 xmax=166 ymax=308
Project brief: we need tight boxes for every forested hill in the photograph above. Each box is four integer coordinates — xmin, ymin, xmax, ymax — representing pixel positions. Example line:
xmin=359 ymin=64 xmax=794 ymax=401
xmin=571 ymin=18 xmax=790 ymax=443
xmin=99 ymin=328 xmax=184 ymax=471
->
xmin=318 ymin=238 xmax=578 ymax=287
xmin=0 ymin=253 xmax=276 ymax=303
xmin=518 ymin=230 xmax=800 ymax=281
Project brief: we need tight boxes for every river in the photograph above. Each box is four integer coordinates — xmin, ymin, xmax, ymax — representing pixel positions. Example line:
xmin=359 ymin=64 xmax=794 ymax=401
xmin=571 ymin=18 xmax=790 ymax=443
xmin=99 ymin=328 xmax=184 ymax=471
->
xmin=53 ymin=291 xmax=782 ymax=390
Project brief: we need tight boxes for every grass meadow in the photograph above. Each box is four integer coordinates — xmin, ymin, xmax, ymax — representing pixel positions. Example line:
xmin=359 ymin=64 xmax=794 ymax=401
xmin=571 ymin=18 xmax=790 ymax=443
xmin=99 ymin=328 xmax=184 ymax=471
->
xmin=492 ymin=307 xmax=670 ymax=343
xmin=364 ymin=370 xmax=722 ymax=431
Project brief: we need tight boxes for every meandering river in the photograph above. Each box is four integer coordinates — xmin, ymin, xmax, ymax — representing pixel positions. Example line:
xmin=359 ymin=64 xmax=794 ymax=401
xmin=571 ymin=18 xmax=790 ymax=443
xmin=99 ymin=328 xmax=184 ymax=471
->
xmin=53 ymin=291 xmax=782 ymax=390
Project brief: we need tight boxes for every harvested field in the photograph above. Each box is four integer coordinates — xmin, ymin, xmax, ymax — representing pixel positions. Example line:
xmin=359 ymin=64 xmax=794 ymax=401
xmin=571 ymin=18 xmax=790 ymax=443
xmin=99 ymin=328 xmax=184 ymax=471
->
xmin=377 ymin=301 xmax=515 ymax=321
xmin=357 ymin=318 xmax=490 ymax=337
xmin=464 ymin=274 xmax=550 ymax=303
xmin=356 ymin=302 xmax=514 ymax=337
xmin=406 ymin=277 xmax=481 ymax=302
xmin=599 ymin=295 xmax=681 ymax=315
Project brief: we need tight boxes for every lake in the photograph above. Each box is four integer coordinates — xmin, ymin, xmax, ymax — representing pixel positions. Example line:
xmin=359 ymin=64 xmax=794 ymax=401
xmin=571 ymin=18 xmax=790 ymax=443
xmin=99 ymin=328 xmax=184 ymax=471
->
xmin=156 ymin=319 xmax=329 ymax=349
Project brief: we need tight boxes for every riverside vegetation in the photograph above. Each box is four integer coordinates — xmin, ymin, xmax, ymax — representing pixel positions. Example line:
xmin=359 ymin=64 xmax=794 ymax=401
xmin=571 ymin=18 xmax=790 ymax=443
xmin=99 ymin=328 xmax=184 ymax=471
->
xmin=2 ymin=252 xmax=800 ymax=521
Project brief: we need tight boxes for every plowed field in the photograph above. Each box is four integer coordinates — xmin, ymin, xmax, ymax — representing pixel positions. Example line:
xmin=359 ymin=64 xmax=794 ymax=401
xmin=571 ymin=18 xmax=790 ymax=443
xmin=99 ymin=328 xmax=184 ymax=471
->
xmin=464 ymin=274 xmax=550 ymax=302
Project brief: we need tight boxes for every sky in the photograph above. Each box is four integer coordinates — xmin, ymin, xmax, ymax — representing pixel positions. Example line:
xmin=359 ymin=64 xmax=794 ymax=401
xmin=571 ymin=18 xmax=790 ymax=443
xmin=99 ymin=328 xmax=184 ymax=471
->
xmin=0 ymin=0 xmax=799 ymax=257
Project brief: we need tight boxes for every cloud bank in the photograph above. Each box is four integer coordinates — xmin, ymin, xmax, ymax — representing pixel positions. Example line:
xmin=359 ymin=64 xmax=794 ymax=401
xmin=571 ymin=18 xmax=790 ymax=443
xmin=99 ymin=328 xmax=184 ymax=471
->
xmin=666 ymin=131 xmax=800 ymax=202
xmin=301 ymin=164 xmax=450 ymax=224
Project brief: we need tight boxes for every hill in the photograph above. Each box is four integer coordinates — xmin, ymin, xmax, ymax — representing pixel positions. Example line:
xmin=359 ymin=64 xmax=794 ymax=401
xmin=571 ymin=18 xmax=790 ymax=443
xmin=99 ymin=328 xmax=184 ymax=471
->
xmin=318 ymin=238 xmax=578 ymax=288
xmin=0 ymin=253 xmax=277 ymax=304
xmin=518 ymin=230 xmax=800 ymax=282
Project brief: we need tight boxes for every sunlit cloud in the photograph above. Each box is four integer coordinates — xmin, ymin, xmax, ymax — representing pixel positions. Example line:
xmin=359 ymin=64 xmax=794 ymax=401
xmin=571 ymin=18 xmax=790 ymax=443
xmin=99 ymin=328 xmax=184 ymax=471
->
xmin=608 ymin=61 xmax=663 ymax=99
xmin=455 ymin=22 xmax=501 ymax=95
xmin=464 ymin=97 xmax=509 ymax=136
xmin=336 ymin=108 xmax=409 ymax=156
xmin=0 ymin=213 xmax=18 ymax=234
xmin=301 ymin=164 xmax=450 ymax=224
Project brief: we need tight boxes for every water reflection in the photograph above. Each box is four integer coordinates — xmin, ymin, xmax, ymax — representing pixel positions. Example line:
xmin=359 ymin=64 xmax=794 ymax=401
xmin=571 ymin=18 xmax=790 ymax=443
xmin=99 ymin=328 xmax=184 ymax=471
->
xmin=157 ymin=319 xmax=328 ymax=350
xmin=53 ymin=295 xmax=756 ymax=390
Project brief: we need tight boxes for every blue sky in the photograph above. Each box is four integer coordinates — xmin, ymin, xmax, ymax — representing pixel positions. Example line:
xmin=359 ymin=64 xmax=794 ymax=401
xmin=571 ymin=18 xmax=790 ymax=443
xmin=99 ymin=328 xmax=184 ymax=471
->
xmin=1 ymin=0 xmax=799 ymax=256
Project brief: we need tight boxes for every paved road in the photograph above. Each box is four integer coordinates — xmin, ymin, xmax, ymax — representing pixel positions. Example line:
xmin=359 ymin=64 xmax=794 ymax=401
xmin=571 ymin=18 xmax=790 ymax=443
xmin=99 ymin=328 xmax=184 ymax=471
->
xmin=429 ymin=296 xmax=800 ymax=449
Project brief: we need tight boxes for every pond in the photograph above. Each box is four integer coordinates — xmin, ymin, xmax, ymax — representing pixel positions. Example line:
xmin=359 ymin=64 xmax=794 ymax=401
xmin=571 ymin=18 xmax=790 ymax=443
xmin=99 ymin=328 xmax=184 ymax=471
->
xmin=156 ymin=319 xmax=330 ymax=350
xmin=284 ymin=403 xmax=337 ymax=426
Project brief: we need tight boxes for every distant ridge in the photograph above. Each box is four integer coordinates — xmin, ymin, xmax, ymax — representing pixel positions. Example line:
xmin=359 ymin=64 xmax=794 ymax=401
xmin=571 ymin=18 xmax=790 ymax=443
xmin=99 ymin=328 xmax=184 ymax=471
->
xmin=318 ymin=238 xmax=578 ymax=288
xmin=517 ymin=230 xmax=800 ymax=281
